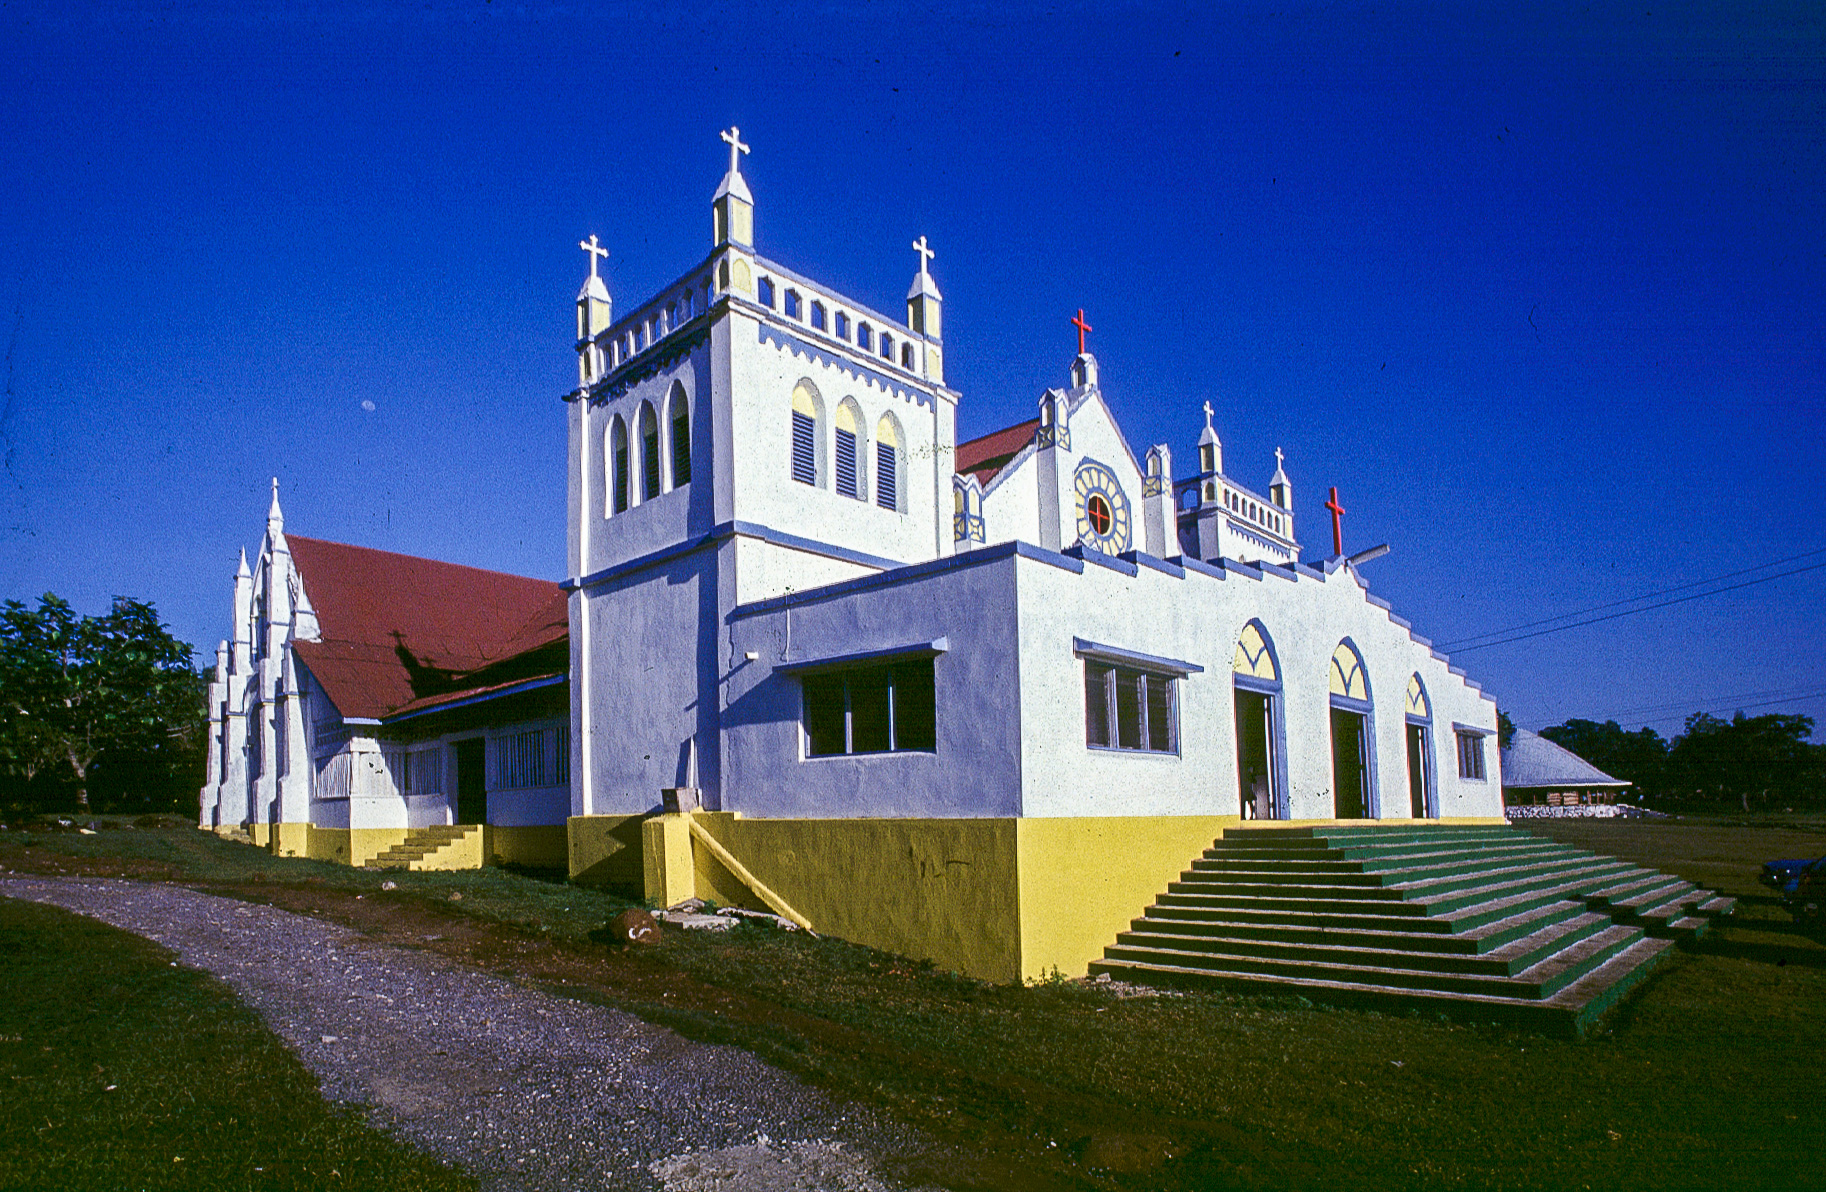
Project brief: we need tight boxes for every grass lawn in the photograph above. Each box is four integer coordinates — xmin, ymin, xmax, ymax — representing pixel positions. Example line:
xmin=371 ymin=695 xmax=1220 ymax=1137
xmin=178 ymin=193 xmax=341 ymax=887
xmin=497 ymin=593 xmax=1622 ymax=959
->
xmin=0 ymin=893 xmax=474 ymax=1191
xmin=2 ymin=814 xmax=1823 ymax=1191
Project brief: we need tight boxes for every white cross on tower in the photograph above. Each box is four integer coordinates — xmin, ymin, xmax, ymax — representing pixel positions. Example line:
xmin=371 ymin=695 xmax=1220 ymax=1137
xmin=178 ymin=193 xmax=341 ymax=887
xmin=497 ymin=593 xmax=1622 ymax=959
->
xmin=579 ymin=234 xmax=608 ymax=281
xmin=1203 ymin=399 xmax=1215 ymax=430
xmin=720 ymin=126 xmax=750 ymax=175
xmin=1275 ymin=446 xmax=1284 ymax=468
xmin=912 ymin=235 xmax=935 ymax=278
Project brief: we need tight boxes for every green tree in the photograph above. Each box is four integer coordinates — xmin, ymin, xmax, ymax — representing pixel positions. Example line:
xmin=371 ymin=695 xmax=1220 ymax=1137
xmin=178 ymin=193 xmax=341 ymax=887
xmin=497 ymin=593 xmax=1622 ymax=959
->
xmin=0 ymin=594 xmax=204 ymax=812
xmin=1664 ymin=711 xmax=1821 ymax=813
xmin=1540 ymin=718 xmax=1670 ymax=798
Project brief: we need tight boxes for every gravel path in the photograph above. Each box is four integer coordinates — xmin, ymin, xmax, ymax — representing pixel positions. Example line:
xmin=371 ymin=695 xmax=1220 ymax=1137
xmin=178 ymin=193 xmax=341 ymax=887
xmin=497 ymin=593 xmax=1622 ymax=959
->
xmin=0 ymin=877 xmax=935 ymax=1192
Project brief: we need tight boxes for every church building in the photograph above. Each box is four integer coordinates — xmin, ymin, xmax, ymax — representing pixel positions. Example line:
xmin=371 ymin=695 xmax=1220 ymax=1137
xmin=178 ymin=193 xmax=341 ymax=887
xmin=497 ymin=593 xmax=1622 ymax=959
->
xmin=560 ymin=131 xmax=1504 ymax=981
xmin=204 ymin=131 xmax=1505 ymax=984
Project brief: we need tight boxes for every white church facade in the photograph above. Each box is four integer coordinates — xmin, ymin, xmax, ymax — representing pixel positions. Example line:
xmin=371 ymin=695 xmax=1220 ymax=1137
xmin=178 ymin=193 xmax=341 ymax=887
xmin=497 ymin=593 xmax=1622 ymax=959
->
xmin=560 ymin=132 xmax=1502 ymax=981
xmin=204 ymin=131 xmax=1503 ymax=983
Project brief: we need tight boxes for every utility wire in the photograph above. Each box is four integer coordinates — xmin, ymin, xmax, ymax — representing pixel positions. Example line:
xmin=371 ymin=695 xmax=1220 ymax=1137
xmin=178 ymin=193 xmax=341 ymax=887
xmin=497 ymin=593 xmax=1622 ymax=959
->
xmin=1437 ymin=545 xmax=1826 ymax=650
xmin=1573 ymin=680 xmax=1826 ymax=722
xmin=1612 ymin=689 xmax=1826 ymax=729
xmin=1446 ymin=559 xmax=1826 ymax=654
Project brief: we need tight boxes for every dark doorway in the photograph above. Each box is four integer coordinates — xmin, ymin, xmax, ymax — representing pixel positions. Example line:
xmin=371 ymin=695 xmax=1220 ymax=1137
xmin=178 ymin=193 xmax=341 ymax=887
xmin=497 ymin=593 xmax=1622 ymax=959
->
xmin=1235 ymin=688 xmax=1277 ymax=818
xmin=454 ymin=738 xmax=487 ymax=825
xmin=1331 ymin=708 xmax=1370 ymax=819
xmin=1407 ymin=724 xmax=1431 ymax=818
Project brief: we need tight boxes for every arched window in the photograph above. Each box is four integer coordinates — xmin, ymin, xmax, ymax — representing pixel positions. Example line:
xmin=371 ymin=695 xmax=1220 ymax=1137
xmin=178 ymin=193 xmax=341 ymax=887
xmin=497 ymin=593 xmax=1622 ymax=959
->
xmin=857 ymin=322 xmax=872 ymax=352
xmin=1405 ymin=674 xmax=1434 ymax=819
xmin=875 ymin=414 xmax=901 ymax=512
xmin=810 ymin=300 xmax=826 ymax=331
xmin=880 ymin=332 xmax=894 ymax=360
xmin=668 ymin=384 xmax=691 ymax=489
xmin=791 ymin=381 xmax=822 ymax=487
xmin=638 ymin=402 xmax=661 ymax=501
xmin=1232 ymin=620 xmax=1282 ymax=820
xmin=784 ymin=289 xmax=801 ymax=319
xmin=681 ymin=290 xmax=695 ymax=321
xmin=1329 ymin=640 xmax=1373 ymax=820
xmin=833 ymin=400 xmax=862 ymax=499
xmin=901 ymin=342 xmax=914 ymax=369
xmin=834 ymin=311 xmax=850 ymax=340
xmin=608 ymin=416 xmax=630 ymax=515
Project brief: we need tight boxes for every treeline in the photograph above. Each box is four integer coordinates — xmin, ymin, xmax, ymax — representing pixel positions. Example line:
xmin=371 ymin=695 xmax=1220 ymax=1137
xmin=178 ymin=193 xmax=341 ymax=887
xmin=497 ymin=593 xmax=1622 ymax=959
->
xmin=1542 ymin=712 xmax=1826 ymax=813
xmin=0 ymin=594 xmax=206 ymax=816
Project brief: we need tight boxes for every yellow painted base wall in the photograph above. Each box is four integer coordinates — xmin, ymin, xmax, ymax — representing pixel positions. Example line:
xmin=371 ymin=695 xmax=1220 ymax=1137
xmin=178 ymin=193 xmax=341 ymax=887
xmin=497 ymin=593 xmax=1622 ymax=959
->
xmin=567 ymin=815 xmax=648 ymax=889
xmin=303 ymin=828 xmax=415 ymax=868
xmin=686 ymin=813 xmax=1024 ymax=983
xmin=1015 ymin=816 xmax=1239 ymax=982
xmin=488 ymin=826 xmax=569 ymax=870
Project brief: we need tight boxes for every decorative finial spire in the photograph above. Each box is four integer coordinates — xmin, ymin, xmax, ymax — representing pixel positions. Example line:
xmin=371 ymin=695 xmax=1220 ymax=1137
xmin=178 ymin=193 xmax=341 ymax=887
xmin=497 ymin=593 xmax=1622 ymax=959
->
xmin=579 ymin=234 xmax=608 ymax=281
xmin=237 ymin=547 xmax=250 ymax=578
xmin=267 ymin=477 xmax=283 ymax=530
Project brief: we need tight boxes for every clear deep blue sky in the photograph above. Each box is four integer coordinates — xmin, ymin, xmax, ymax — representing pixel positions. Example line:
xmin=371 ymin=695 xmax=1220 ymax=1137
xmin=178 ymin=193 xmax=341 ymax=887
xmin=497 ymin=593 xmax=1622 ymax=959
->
xmin=2 ymin=1 xmax=1822 ymax=740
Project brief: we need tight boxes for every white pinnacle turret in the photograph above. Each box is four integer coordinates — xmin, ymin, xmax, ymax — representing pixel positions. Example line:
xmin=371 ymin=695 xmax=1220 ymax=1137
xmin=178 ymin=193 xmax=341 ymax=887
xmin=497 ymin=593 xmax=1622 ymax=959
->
xmin=267 ymin=477 xmax=283 ymax=533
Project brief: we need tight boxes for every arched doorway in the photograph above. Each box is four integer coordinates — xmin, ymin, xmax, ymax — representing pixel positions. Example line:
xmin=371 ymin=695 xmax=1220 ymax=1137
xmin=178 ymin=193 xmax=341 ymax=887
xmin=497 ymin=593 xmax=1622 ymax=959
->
xmin=1328 ymin=641 xmax=1374 ymax=819
xmin=1405 ymin=675 xmax=1435 ymax=818
xmin=1233 ymin=621 xmax=1283 ymax=819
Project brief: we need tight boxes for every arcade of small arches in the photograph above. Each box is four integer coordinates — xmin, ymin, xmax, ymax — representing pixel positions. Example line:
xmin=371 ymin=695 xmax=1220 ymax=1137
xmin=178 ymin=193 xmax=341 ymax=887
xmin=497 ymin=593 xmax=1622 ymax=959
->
xmin=603 ymin=381 xmax=692 ymax=516
xmin=789 ymin=379 xmax=907 ymax=513
xmin=756 ymin=275 xmax=923 ymax=374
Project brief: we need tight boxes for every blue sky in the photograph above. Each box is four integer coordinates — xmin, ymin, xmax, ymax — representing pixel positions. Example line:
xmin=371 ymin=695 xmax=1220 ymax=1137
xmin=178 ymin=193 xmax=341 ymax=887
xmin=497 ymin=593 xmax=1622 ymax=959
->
xmin=3 ymin=1 xmax=1822 ymax=740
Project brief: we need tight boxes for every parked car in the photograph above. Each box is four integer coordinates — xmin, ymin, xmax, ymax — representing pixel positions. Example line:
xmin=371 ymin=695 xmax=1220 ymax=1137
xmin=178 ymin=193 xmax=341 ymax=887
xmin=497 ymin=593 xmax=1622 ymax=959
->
xmin=1761 ymin=854 xmax=1826 ymax=928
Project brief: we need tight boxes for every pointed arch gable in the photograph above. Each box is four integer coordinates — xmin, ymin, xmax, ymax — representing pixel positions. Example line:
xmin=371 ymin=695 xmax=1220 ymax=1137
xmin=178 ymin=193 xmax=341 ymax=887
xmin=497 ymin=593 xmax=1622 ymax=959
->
xmin=1232 ymin=619 xmax=1280 ymax=686
xmin=1406 ymin=674 xmax=1431 ymax=723
xmin=1329 ymin=638 xmax=1371 ymax=707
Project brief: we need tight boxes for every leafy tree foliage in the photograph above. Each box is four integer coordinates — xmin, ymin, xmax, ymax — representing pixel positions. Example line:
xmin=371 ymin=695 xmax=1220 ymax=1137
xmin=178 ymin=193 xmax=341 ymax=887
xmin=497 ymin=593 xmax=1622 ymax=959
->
xmin=0 ymin=594 xmax=205 ymax=812
xmin=1542 ymin=711 xmax=1825 ymax=812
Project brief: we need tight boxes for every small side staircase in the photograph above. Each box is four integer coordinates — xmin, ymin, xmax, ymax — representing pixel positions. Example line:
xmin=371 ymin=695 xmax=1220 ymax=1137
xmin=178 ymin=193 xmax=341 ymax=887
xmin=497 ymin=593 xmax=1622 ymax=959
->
xmin=1088 ymin=824 xmax=1734 ymax=1034
xmin=363 ymin=825 xmax=482 ymax=871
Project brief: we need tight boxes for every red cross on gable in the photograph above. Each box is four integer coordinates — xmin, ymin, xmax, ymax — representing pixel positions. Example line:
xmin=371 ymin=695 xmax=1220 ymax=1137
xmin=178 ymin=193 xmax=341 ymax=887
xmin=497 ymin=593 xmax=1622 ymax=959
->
xmin=1325 ymin=486 xmax=1347 ymax=557
xmin=1071 ymin=309 xmax=1093 ymax=355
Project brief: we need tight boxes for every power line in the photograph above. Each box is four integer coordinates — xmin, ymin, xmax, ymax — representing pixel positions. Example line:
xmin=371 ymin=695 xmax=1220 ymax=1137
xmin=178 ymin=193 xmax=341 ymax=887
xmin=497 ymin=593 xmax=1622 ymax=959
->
xmin=1614 ymin=689 xmax=1826 ymax=729
xmin=1446 ymin=559 xmax=1826 ymax=654
xmin=1572 ymin=680 xmax=1826 ymax=722
xmin=1437 ymin=545 xmax=1826 ymax=650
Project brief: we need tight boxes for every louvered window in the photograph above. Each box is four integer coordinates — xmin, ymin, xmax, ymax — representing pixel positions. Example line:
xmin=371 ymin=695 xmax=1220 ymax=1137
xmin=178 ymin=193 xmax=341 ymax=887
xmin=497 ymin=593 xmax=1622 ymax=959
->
xmin=642 ymin=421 xmax=661 ymax=499
xmin=671 ymin=403 xmax=691 ymax=487
xmin=791 ymin=410 xmax=816 ymax=485
xmin=835 ymin=429 xmax=858 ymax=498
xmin=875 ymin=441 xmax=897 ymax=510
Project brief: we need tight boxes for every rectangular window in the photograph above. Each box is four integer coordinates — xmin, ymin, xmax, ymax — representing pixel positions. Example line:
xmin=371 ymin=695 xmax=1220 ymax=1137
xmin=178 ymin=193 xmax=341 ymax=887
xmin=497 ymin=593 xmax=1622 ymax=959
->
xmin=1084 ymin=662 xmax=1178 ymax=754
xmin=811 ymin=301 xmax=826 ymax=331
xmin=802 ymin=658 xmax=936 ymax=756
xmin=834 ymin=311 xmax=850 ymax=339
xmin=791 ymin=410 xmax=816 ymax=485
xmin=613 ymin=443 xmax=629 ymax=513
xmin=835 ymin=428 xmax=859 ymax=498
xmin=493 ymin=727 xmax=568 ymax=789
xmin=1456 ymin=731 xmax=1487 ymax=780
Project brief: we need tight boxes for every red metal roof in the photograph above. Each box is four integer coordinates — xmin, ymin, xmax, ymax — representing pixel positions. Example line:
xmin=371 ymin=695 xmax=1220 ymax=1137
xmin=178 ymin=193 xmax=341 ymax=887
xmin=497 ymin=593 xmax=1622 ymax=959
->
xmin=286 ymin=536 xmax=566 ymax=721
xmin=954 ymin=418 xmax=1039 ymax=486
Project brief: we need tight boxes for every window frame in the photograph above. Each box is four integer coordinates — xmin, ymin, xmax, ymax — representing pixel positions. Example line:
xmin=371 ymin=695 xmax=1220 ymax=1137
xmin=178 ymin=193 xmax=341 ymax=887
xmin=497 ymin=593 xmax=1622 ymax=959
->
xmin=799 ymin=657 xmax=938 ymax=758
xmin=1074 ymin=638 xmax=1200 ymax=758
xmin=1454 ymin=727 xmax=1488 ymax=781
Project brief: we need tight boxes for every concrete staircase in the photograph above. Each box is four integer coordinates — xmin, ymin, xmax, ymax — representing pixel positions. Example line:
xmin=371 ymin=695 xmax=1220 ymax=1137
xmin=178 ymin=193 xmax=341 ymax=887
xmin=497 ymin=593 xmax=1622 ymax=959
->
xmin=1088 ymin=824 xmax=1734 ymax=1034
xmin=363 ymin=825 xmax=482 ymax=871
